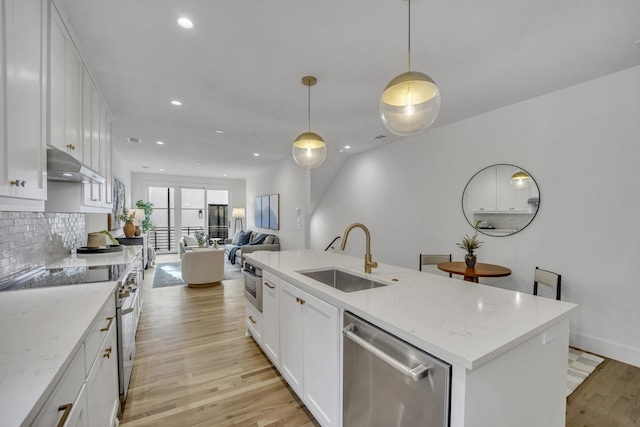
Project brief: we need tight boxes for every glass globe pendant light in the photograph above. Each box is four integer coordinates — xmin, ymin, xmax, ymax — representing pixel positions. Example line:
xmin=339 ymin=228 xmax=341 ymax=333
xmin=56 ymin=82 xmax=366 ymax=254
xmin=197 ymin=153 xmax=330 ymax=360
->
xmin=380 ymin=0 xmax=440 ymax=136
xmin=511 ymin=171 xmax=532 ymax=189
xmin=292 ymin=76 xmax=327 ymax=169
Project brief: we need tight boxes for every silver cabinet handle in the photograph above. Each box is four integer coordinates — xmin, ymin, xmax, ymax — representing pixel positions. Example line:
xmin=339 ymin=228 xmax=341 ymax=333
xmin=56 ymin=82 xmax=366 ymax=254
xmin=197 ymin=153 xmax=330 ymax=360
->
xmin=342 ymin=323 xmax=429 ymax=382
xmin=121 ymin=307 xmax=134 ymax=315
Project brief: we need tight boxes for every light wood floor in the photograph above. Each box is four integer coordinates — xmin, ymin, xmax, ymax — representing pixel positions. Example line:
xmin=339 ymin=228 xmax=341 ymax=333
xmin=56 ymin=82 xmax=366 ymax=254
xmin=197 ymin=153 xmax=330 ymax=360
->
xmin=121 ymin=255 xmax=639 ymax=426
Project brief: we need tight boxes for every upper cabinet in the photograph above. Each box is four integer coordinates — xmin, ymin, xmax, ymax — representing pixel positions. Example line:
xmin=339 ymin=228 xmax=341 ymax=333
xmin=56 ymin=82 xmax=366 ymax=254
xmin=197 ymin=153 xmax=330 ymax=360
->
xmin=49 ymin=3 xmax=83 ymax=161
xmin=46 ymin=0 xmax=113 ymax=212
xmin=0 ymin=0 xmax=48 ymax=207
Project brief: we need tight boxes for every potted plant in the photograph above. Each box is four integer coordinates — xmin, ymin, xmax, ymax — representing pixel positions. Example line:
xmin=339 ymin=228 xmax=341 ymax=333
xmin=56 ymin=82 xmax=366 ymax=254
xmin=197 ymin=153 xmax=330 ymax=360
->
xmin=194 ymin=230 xmax=208 ymax=248
xmin=118 ymin=208 xmax=136 ymax=238
xmin=135 ymin=200 xmax=155 ymax=233
xmin=457 ymin=230 xmax=483 ymax=268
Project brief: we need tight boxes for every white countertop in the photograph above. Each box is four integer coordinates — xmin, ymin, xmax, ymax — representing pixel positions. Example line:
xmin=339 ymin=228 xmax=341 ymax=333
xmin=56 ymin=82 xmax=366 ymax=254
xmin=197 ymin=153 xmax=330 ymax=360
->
xmin=245 ymin=250 xmax=576 ymax=370
xmin=0 ymin=282 xmax=117 ymax=426
xmin=46 ymin=245 xmax=142 ymax=268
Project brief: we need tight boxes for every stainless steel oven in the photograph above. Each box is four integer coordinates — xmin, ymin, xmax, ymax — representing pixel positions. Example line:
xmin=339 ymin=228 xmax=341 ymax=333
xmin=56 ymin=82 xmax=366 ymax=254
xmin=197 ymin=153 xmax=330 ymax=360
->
xmin=243 ymin=262 xmax=262 ymax=312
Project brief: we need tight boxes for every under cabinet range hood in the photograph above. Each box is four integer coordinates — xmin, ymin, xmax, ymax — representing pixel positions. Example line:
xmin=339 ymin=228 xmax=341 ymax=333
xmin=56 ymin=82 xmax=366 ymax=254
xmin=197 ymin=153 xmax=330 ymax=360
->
xmin=46 ymin=146 xmax=105 ymax=184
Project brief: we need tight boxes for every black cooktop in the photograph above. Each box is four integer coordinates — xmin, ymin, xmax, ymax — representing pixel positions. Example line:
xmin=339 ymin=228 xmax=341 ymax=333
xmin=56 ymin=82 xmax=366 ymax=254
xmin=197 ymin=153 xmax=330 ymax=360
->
xmin=0 ymin=264 xmax=130 ymax=292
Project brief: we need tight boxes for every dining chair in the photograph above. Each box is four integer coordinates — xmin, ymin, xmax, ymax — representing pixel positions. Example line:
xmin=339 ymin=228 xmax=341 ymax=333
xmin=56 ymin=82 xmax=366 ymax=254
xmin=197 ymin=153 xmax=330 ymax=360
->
xmin=533 ymin=266 xmax=561 ymax=300
xmin=419 ymin=254 xmax=452 ymax=277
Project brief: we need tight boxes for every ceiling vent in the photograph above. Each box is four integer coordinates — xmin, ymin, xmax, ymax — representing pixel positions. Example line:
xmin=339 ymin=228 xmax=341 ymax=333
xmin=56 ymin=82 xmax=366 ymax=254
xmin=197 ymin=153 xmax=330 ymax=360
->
xmin=127 ymin=137 xmax=142 ymax=144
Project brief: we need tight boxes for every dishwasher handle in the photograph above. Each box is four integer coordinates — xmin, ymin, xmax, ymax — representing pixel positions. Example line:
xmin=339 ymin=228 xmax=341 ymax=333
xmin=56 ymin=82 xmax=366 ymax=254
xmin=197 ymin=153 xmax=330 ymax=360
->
xmin=343 ymin=323 xmax=430 ymax=382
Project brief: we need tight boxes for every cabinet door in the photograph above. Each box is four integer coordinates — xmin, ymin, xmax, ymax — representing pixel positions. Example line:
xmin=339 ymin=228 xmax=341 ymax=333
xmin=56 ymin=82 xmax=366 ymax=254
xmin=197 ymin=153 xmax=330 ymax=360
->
xmin=262 ymin=271 xmax=280 ymax=366
xmin=497 ymin=166 xmax=531 ymax=212
xmin=466 ymin=167 xmax=496 ymax=212
xmin=82 ymin=66 xmax=93 ymax=166
xmin=49 ymin=7 xmax=66 ymax=153
xmin=303 ymin=290 xmax=340 ymax=427
xmin=86 ymin=322 xmax=119 ymax=427
xmin=0 ymin=0 xmax=47 ymax=201
xmin=65 ymin=37 xmax=83 ymax=161
xmin=279 ymin=280 xmax=304 ymax=395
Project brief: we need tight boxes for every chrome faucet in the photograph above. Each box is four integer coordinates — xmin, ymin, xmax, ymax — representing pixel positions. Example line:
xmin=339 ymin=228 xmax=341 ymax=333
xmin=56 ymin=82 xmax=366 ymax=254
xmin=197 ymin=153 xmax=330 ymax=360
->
xmin=340 ymin=223 xmax=378 ymax=274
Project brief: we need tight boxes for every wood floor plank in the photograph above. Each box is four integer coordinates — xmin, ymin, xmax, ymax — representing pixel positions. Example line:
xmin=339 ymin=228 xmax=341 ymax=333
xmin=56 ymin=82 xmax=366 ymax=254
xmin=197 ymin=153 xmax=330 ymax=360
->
xmin=120 ymin=259 xmax=318 ymax=427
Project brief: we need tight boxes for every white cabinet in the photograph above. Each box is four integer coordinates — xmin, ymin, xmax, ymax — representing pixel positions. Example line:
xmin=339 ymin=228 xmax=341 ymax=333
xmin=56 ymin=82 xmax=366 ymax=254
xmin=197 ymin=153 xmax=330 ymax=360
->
xmin=86 ymin=318 xmax=119 ymax=427
xmin=49 ymin=3 xmax=83 ymax=161
xmin=465 ymin=167 xmax=496 ymax=212
xmin=261 ymin=271 xmax=280 ymax=366
xmin=245 ymin=300 xmax=263 ymax=345
xmin=279 ymin=279 xmax=340 ymax=427
xmin=33 ymin=293 xmax=119 ymax=427
xmin=0 ymin=0 xmax=48 ymax=204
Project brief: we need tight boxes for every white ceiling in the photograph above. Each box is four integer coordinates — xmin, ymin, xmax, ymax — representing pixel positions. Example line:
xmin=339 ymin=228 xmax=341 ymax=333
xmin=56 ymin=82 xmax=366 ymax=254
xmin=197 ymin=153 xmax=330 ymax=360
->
xmin=59 ymin=0 xmax=640 ymax=179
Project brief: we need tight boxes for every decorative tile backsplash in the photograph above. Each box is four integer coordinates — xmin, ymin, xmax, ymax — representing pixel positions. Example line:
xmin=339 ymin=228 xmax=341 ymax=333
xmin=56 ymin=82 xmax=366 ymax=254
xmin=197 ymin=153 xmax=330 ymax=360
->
xmin=0 ymin=212 xmax=85 ymax=278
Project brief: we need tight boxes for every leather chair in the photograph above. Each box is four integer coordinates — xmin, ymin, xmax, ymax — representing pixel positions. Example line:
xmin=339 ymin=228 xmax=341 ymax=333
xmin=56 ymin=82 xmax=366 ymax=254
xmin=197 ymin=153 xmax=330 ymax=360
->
xmin=181 ymin=249 xmax=225 ymax=288
xmin=533 ymin=266 xmax=561 ymax=300
xmin=419 ymin=254 xmax=452 ymax=277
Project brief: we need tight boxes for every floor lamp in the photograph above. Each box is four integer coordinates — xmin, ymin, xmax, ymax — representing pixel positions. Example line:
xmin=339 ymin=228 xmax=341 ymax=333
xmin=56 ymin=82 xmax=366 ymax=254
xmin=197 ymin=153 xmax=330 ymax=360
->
xmin=232 ymin=208 xmax=245 ymax=234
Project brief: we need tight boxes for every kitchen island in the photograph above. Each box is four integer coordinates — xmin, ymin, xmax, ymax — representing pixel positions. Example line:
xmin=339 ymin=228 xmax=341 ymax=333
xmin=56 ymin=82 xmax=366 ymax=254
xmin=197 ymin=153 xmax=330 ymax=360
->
xmin=245 ymin=249 xmax=576 ymax=427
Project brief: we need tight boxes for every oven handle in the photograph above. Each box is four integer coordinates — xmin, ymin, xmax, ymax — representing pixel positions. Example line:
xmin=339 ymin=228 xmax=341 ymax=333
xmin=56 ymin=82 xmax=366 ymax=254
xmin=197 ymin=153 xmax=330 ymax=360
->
xmin=342 ymin=323 xmax=430 ymax=382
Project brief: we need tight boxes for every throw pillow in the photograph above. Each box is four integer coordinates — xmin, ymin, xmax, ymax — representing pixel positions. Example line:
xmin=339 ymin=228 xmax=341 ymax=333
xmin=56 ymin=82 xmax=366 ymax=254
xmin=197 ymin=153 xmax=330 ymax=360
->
xmin=184 ymin=235 xmax=198 ymax=246
xmin=237 ymin=230 xmax=252 ymax=246
xmin=231 ymin=229 xmax=243 ymax=245
xmin=264 ymin=235 xmax=275 ymax=244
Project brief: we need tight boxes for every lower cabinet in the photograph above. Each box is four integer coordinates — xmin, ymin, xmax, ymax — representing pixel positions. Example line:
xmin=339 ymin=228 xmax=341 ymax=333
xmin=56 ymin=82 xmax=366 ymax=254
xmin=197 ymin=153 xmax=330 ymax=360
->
xmin=278 ymin=279 xmax=340 ymax=427
xmin=245 ymin=299 xmax=263 ymax=345
xmin=32 ymin=294 xmax=119 ymax=426
xmin=86 ymin=322 xmax=119 ymax=426
xmin=261 ymin=271 xmax=280 ymax=366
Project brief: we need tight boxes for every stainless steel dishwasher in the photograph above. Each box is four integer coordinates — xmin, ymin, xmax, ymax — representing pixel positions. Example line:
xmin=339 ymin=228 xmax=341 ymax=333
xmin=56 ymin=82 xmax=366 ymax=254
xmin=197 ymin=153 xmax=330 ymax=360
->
xmin=343 ymin=312 xmax=451 ymax=427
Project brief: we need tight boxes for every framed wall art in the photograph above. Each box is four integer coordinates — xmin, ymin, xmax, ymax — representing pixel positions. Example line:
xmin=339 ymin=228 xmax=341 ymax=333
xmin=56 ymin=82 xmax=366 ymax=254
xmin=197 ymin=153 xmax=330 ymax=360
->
xmin=255 ymin=193 xmax=280 ymax=229
xmin=111 ymin=177 xmax=126 ymax=230
xmin=269 ymin=193 xmax=279 ymax=230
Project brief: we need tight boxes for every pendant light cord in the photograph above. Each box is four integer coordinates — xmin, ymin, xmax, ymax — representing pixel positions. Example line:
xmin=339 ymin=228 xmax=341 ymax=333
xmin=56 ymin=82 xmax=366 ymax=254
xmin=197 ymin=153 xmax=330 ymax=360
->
xmin=307 ymin=83 xmax=311 ymax=133
xmin=407 ymin=0 xmax=411 ymax=72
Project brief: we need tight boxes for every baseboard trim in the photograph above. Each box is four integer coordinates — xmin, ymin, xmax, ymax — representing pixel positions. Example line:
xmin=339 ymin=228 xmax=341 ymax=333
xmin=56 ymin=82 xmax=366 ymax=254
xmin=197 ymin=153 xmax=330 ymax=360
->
xmin=570 ymin=331 xmax=640 ymax=368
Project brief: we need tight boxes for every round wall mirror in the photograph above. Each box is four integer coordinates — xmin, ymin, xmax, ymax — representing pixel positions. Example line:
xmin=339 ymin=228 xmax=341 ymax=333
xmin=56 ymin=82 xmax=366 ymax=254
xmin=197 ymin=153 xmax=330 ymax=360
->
xmin=462 ymin=164 xmax=540 ymax=237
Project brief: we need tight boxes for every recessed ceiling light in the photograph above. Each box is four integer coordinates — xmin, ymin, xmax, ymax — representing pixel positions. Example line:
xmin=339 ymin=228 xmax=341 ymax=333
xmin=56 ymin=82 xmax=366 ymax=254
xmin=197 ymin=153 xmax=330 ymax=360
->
xmin=215 ymin=129 xmax=224 ymax=134
xmin=170 ymin=100 xmax=182 ymax=106
xmin=156 ymin=141 xmax=165 ymax=145
xmin=159 ymin=168 xmax=164 ymax=172
xmin=344 ymin=145 xmax=351 ymax=150
xmin=253 ymin=153 xmax=260 ymax=157
xmin=223 ymin=173 xmax=228 ymax=176
xmin=177 ymin=17 xmax=193 ymax=29
xmin=339 ymin=149 xmax=344 ymax=153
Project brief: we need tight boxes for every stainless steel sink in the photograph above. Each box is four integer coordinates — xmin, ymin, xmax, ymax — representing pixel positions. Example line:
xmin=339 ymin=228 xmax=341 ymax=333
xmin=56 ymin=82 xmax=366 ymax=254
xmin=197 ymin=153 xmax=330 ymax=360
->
xmin=299 ymin=268 xmax=390 ymax=292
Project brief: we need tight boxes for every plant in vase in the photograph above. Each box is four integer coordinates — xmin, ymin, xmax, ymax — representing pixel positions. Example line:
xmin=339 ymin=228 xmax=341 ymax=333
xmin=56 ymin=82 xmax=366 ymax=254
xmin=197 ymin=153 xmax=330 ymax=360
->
xmin=118 ymin=208 xmax=136 ymax=238
xmin=135 ymin=200 xmax=155 ymax=233
xmin=194 ymin=230 xmax=209 ymax=248
xmin=457 ymin=230 xmax=483 ymax=268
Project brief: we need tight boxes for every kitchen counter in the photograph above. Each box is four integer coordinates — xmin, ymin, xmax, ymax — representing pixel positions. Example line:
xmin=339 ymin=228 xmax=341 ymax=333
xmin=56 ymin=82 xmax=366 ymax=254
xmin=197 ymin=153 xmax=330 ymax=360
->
xmin=245 ymin=249 xmax=576 ymax=370
xmin=0 ymin=282 xmax=117 ymax=426
xmin=46 ymin=244 xmax=143 ymax=268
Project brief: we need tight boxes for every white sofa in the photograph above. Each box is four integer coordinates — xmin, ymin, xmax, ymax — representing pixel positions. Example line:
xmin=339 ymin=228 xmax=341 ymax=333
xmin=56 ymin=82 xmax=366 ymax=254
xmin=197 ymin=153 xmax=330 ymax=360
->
xmin=224 ymin=230 xmax=280 ymax=265
xmin=181 ymin=249 xmax=225 ymax=287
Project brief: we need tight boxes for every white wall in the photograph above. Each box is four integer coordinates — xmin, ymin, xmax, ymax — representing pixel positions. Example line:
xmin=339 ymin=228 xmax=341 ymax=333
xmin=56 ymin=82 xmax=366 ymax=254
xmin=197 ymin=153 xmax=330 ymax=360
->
xmin=311 ymin=66 xmax=640 ymax=367
xmin=246 ymin=157 xmax=308 ymax=251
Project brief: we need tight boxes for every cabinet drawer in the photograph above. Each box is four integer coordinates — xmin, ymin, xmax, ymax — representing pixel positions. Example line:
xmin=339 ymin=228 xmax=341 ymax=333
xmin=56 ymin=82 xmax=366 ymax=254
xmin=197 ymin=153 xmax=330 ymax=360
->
xmin=263 ymin=271 xmax=279 ymax=290
xmin=245 ymin=300 xmax=263 ymax=345
xmin=84 ymin=295 xmax=116 ymax=375
xmin=86 ymin=322 xmax=119 ymax=426
xmin=33 ymin=345 xmax=86 ymax=427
